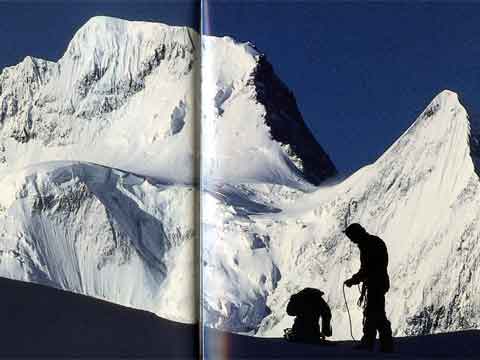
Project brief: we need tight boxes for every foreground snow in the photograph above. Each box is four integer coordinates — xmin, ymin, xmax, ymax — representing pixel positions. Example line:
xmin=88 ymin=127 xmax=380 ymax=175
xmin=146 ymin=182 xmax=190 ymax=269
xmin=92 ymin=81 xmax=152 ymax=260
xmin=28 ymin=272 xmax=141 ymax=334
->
xmin=205 ymin=327 xmax=480 ymax=359
xmin=2 ymin=274 xmax=476 ymax=359
xmin=0 ymin=276 xmax=196 ymax=358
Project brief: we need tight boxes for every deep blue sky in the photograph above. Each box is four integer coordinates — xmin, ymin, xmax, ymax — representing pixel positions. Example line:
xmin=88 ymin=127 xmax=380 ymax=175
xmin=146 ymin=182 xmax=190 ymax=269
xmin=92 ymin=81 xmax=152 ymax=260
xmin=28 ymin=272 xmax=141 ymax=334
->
xmin=205 ymin=1 xmax=480 ymax=174
xmin=2 ymin=2 xmax=480 ymax=174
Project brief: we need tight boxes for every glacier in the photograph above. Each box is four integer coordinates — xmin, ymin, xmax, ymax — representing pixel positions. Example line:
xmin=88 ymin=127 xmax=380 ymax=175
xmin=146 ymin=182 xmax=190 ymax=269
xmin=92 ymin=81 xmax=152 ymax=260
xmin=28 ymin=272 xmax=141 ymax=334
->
xmin=1 ymin=15 xmax=479 ymax=342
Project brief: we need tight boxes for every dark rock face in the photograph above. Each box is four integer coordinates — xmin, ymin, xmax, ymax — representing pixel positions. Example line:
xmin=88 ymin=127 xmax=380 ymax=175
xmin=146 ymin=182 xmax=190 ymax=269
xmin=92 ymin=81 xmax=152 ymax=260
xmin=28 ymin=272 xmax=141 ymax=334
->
xmin=252 ymin=55 xmax=337 ymax=185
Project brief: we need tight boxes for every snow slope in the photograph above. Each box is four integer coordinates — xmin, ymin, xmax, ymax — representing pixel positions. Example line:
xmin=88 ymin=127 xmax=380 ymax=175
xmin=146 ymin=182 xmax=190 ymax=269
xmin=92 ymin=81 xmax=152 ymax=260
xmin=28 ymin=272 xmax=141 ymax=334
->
xmin=0 ymin=276 xmax=197 ymax=358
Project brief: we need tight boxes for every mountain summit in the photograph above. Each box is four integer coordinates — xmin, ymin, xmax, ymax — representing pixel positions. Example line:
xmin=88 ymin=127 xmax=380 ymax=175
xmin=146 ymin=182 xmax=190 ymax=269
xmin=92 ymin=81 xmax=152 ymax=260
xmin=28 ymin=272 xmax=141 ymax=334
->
xmin=375 ymin=90 xmax=479 ymax=192
xmin=202 ymin=35 xmax=336 ymax=187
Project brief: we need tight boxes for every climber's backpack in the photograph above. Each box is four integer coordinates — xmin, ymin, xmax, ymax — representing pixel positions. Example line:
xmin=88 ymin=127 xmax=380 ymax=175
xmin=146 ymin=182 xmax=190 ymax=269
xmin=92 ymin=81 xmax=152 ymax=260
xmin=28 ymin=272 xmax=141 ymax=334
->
xmin=284 ymin=287 xmax=332 ymax=343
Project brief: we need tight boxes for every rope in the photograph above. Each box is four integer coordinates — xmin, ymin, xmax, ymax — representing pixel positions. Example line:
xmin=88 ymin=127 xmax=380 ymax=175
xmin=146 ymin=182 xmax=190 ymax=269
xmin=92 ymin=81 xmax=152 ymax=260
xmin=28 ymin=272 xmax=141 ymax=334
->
xmin=343 ymin=283 xmax=356 ymax=341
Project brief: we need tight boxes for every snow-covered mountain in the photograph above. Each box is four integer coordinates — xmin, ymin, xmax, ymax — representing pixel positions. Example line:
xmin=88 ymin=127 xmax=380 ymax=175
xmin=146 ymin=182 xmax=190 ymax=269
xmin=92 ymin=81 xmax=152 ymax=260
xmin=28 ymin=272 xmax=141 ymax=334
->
xmin=0 ymin=16 xmax=201 ymax=322
xmin=0 ymin=16 xmax=335 ymax=186
xmin=204 ymin=89 xmax=480 ymax=339
xmin=0 ymin=16 xmax=198 ymax=182
xmin=0 ymin=16 xmax=336 ymax=325
xmin=2 ymin=15 xmax=478 ymax=341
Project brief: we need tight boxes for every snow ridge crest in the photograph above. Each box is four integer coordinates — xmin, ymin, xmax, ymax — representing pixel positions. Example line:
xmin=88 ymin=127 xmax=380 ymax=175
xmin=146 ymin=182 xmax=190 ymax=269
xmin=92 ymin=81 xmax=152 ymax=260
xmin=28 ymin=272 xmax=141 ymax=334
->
xmin=377 ymin=90 xmax=475 ymax=171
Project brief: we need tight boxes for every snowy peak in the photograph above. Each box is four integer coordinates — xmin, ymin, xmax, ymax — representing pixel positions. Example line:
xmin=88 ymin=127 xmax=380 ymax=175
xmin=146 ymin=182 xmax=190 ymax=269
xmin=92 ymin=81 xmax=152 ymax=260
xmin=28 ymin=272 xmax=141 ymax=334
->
xmin=67 ymin=16 xmax=196 ymax=53
xmin=0 ymin=17 xmax=201 ymax=180
xmin=0 ymin=56 xmax=53 ymax=87
xmin=380 ymin=90 xmax=470 ymax=163
xmin=0 ymin=56 xmax=53 ymax=122
xmin=203 ymin=35 xmax=260 ymax=85
xmin=64 ymin=16 xmax=197 ymax=69
xmin=371 ymin=90 xmax=477 ymax=195
xmin=408 ymin=89 xmax=469 ymax=142
xmin=202 ymin=36 xmax=336 ymax=187
xmin=50 ymin=16 xmax=198 ymax=115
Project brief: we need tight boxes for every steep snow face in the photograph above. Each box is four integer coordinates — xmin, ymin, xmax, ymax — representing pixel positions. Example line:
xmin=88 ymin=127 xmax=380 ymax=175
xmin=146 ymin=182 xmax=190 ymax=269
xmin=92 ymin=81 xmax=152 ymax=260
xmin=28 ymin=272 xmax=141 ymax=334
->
xmin=203 ymin=90 xmax=480 ymax=338
xmin=0 ymin=161 xmax=196 ymax=322
xmin=201 ymin=36 xmax=336 ymax=188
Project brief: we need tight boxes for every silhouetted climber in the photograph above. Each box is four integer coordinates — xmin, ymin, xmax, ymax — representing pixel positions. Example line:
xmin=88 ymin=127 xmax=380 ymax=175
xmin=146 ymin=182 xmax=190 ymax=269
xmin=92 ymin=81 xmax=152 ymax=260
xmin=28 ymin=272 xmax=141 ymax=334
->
xmin=343 ymin=223 xmax=394 ymax=353
xmin=283 ymin=287 xmax=332 ymax=344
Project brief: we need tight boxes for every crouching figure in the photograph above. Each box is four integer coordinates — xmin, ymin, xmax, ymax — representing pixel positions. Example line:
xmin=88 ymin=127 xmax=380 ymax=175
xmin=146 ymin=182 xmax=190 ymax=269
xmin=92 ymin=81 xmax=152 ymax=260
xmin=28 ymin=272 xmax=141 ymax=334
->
xmin=284 ymin=287 xmax=332 ymax=343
